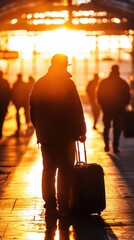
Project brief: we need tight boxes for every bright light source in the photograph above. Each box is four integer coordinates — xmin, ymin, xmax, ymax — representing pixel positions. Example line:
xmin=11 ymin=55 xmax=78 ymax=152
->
xmin=11 ymin=19 xmax=18 ymax=24
xmin=111 ymin=18 xmax=121 ymax=24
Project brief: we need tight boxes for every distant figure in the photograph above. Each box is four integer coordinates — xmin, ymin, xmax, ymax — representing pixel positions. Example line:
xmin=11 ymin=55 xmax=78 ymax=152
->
xmin=11 ymin=73 xmax=30 ymax=134
xmin=0 ymin=71 xmax=11 ymax=139
xmin=97 ymin=65 xmax=130 ymax=153
xmin=26 ymin=75 xmax=35 ymax=127
xmin=30 ymin=53 xmax=86 ymax=217
xmin=86 ymin=73 xmax=101 ymax=129
xmin=27 ymin=75 xmax=35 ymax=92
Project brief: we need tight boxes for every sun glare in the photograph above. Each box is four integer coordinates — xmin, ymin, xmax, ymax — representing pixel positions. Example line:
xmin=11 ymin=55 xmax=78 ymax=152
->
xmin=4 ymin=28 xmax=133 ymax=84
xmin=8 ymin=29 xmax=132 ymax=60
xmin=40 ymin=29 xmax=87 ymax=56
xmin=9 ymin=29 xmax=89 ymax=59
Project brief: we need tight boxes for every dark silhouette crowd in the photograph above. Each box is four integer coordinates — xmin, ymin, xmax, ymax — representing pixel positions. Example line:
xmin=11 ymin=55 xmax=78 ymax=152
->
xmin=11 ymin=73 xmax=35 ymax=135
xmin=0 ymin=71 xmax=35 ymax=139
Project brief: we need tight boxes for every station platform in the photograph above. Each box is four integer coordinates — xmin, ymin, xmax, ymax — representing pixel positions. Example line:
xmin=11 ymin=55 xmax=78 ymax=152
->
xmin=0 ymin=104 xmax=134 ymax=239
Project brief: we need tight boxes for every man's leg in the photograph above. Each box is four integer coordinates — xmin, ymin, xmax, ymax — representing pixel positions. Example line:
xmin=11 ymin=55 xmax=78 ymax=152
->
xmin=103 ymin=113 xmax=111 ymax=152
xmin=24 ymin=105 xmax=31 ymax=127
xmin=41 ymin=145 xmax=57 ymax=215
xmin=0 ymin=110 xmax=6 ymax=138
xmin=92 ymin=103 xmax=100 ymax=129
xmin=16 ymin=107 xmax=21 ymax=133
xmin=113 ymin=116 xmax=122 ymax=153
xmin=57 ymin=142 xmax=75 ymax=215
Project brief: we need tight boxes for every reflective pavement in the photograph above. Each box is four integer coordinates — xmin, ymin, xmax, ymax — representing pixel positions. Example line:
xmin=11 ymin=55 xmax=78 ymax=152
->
xmin=0 ymin=104 xmax=134 ymax=239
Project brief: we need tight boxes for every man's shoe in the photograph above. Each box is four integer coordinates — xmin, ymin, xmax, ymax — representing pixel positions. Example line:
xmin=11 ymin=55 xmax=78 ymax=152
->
xmin=113 ymin=148 xmax=120 ymax=154
xmin=93 ymin=125 xmax=97 ymax=130
xmin=15 ymin=130 xmax=20 ymax=137
xmin=104 ymin=145 xmax=109 ymax=152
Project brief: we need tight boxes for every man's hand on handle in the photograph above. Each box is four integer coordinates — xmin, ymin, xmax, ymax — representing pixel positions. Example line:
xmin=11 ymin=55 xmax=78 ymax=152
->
xmin=78 ymin=135 xmax=86 ymax=142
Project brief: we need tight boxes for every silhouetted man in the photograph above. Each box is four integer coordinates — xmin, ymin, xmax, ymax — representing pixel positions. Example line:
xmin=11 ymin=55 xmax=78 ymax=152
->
xmin=30 ymin=53 xmax=86 ymax=217
xmin=86 ymin=73 xmax=101 ymax=129
xmin=0 ymin=71 xmax=11 ymax=139
xmin=97 ymin=65 xmax=130 ymax=153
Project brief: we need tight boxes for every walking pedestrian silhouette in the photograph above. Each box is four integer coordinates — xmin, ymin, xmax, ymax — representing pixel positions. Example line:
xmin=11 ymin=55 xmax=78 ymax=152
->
xmin=97 ymin=65 xmax=130 ymax=153
xmin=86 ymin=73 xmax=101 ymax=130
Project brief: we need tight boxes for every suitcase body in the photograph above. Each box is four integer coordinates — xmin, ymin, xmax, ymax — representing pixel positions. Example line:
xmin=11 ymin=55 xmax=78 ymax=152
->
xmin=123 ymin=111 xmax=134 ymax=138
xmin=70 ymin=143 xmax=106 ymax=215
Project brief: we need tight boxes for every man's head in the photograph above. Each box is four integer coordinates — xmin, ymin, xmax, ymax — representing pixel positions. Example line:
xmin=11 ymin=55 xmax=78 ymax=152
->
xmin=17 ymin=73 xmax=22 ymax=80
xmin=94 ymin=73 xmax=99 ymax=80
xmin=111 ymin=64 xmax=120 ymax=74
xmin=51 ymin=54 xmax=70 ymax=68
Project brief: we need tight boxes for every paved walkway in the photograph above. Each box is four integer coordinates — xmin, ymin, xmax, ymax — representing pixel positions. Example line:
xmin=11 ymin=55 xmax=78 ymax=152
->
xmin=0 ymin=104 xmax=134 ymax=239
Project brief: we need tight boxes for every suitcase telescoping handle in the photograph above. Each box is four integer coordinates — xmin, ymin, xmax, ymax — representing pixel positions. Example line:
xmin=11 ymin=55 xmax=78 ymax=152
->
xmin=76 ymin=141 xmax=87 ymax=165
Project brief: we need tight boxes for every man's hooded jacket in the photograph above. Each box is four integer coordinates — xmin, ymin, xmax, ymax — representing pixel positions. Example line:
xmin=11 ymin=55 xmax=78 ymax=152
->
xmin=30 ymin=66 xmax=86 ymax=144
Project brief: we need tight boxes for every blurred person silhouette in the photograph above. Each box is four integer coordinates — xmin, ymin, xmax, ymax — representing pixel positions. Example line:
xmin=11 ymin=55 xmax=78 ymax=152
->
xmin=26 ymin=75 xmax=35 ymax=127
xmin=0 ymin=70 xmax=11 ymax=139
xmin=27 ymin=75 xmax=35 ymax=91
xmin=11 ymin=73 xmax=30 ymax=135
xmin=86 ymin=73 xmax=101 ymax=130
xmin=30 ymin=53 xmax=86 ymax=217
xmin=97 ymin=65 xmax=130 ymax=153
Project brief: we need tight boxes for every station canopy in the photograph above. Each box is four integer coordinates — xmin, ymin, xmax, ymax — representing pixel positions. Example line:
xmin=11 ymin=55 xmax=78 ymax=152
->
xmin=0 ymin=0 xmax=134 ymax=34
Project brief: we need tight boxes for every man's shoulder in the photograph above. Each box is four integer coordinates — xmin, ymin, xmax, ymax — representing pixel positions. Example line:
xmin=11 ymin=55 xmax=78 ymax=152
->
xmin=38 ymin=74 xmax=48 ymax=82
xmin=120 ymin=77 xmax=127 ymax=82
xmin=34 ymin=75 xmax=46 ymax=87
xmin=119 ymin=77 xmax=129 ymax=87
xmin=31 ymin=75 xmax=47 ymax=95
xmin=99 ymin=77 xmax=108 ymax=86
xmin=1 ymin=78 xmax=10 ymax=88
xmin=87 ymin=79 xmax=94 ymax=87
xmin=102 ymin=77 xmax=109 ymax=81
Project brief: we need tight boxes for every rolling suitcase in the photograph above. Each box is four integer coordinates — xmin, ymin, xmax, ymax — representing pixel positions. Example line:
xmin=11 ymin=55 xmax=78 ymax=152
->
xmin=123 ymin=111 xmax=134 ymax=138
xmin=70 ymin=141 xmax=106 ymax=215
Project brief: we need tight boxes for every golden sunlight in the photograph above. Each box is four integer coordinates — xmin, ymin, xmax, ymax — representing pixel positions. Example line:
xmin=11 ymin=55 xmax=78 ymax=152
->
xmin=25 ymin=157 xmax=42 ymax=197
xmin=8 ymin=29 xmax=89 ymax=59
xmin=8 ymin=29 xmax=132 ymax=60
xmin=3 ymin=29 xmax=133 ymax=86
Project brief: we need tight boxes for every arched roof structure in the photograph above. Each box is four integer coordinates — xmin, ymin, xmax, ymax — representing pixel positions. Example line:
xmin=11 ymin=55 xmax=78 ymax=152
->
xmin=0 ymin=0 xmax=134 ymax=32
xmin=93 ymin=0 xmax=134 ymax=22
